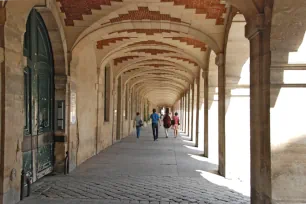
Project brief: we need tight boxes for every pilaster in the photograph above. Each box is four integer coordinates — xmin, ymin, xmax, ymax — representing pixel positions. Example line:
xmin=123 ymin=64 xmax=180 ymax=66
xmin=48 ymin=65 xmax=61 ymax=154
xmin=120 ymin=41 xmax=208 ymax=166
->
xmin=203 ymin=70 xmax=209 ymax=158
xmin=184 ymin=93 xmax=187 ymax=134
xmin=216 ymin=53 xmax=226 ymax=177
xmin=195 ymin=71 xmax=201 ymax=147
xmin=245 ymin=9 xmax=272 ymax=204
xmin=190 ymin=84 xmax=194 ymax=141
xmin=0 ymin=6 xmax=6 ymax=202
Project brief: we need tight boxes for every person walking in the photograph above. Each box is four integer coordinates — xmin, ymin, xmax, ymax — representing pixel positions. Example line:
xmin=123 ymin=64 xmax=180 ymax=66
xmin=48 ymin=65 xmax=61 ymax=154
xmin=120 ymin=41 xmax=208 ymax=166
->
xmin=172 ymin=112 xmax=180 ymax=138
xmin=163 ymin=108 xmax=171 ymax=138
xmin=150 ymin=108 xmax=160 ymax=141
xmin=134 ymin=112 xmax=143 ymax=139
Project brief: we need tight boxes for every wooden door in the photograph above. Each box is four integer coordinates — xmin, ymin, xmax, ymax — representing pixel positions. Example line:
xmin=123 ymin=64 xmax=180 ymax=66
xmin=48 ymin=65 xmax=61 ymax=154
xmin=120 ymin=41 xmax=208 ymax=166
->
xmin=22 ymin=9 xmax=54 ymax=184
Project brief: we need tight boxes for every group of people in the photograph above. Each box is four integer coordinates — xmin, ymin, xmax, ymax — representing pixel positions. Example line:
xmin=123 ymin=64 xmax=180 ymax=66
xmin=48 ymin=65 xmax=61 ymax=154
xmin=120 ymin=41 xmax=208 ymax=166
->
xmin=134 ymin=108 xmax=180 ymax=141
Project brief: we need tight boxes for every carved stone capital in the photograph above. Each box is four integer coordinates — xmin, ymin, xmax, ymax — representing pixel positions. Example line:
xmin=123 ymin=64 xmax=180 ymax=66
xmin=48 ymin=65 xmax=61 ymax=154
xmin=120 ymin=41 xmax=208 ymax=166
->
xmin=215 ymin=53 xmax=225 ymax=67
xmin=0 ymin=8 xmax=6 ymax=25
xmin=245 ymin=6 xmax=272 ymax=39
xmin=202 ymin=70 xmax=208 ymax=79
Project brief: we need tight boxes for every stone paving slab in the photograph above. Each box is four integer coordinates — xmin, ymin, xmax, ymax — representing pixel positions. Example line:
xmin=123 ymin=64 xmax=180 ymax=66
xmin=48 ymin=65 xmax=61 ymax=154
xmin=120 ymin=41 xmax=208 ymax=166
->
xmin=19 ymin=127 xmax=250 ymax=204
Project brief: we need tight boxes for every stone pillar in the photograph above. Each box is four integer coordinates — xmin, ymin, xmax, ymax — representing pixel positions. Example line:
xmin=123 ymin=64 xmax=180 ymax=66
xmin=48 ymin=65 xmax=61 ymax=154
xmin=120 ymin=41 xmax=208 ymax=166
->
xmin=181 ymin=96 xmax=185 ymax=132
xmin=183 ymin=96 xmax=185 ymax=133
xmin=180 ymin=96 xmax=182 ymax=131
xmin=179 ymin=99 xmax=182 ymax=130
xmin=246 ymin=13 xmax=272 ymax=203
xmin=68 ymin=53 xmax=78 ymax=171
xmin=188 ymin=90 xmax=191 ymax=136
xmin=184 ymin=93 xmax=188 ymax=134
xmin=0 ymin=7 xmax=6 ymax=202
xmin=203 ymin=70 xmax=209 ymax=158
xmin=190 ymin=85 xmax=194 ymax=141
xmin=181 ymin=95 xmax=184 ymax=132
xmin=216 ymin=53 xmax=226 ymax=177
xmin=195 ymin=72 xmax=201 ymax=147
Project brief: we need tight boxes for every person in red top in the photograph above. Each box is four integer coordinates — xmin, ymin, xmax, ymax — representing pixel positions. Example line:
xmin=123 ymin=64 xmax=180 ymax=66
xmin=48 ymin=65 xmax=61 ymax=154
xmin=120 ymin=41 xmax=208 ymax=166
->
xmin=172 ymin=112 xmax=180 ymax=138
xmin=163 ymin=108 xmax=171 ymax=138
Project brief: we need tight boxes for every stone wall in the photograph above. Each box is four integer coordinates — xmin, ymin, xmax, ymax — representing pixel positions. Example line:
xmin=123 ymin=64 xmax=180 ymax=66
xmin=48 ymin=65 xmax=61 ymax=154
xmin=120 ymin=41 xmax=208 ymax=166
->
xmin=75 ymin=45 xmax=98 ymax=165
xmin=122 ymin=120 xmax=130 ymax=139
xmin=99 ymin=62 xmax=115 ymax=151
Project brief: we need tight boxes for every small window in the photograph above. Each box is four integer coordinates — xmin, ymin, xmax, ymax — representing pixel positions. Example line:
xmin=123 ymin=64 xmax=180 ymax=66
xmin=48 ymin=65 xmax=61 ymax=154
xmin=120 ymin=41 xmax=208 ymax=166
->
xmin=104 ymin=65 xmax=110 ymax=121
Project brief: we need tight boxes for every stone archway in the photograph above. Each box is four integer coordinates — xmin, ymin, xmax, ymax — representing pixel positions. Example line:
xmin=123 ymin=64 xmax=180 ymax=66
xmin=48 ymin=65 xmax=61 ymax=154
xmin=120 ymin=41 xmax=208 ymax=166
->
xmin=225 ymin=0 xmax=306 ymax=203
xmin=224 ymin=9 xmax=250 ymax=187
xmin=1 ymin=0 xmax=68 ymax=203
xmin=223 ymin=0 xmax=274 ymax=203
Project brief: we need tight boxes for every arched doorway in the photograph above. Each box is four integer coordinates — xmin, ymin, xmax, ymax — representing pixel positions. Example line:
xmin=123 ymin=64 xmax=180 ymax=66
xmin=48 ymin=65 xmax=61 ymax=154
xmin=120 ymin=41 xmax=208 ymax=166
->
xmin=22 ymin=8 xmax=54 ymax=185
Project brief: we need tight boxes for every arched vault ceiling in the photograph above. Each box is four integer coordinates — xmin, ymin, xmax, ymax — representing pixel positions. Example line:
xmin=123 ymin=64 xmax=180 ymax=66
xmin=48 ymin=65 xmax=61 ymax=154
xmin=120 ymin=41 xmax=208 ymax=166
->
xmin=135 ymin=83 xmax=184 ymax=106
xmin=111 ymin=56 xmax=199 ymax=77
xmin=97 ymin=39 xmax=203 ymax=105
xmin=55 ymin=0 xmax=228 ymax=51
xmin=74 ymin=21 xmax=222 ymax=53
xmin=130 ymin=75 xmax=187 ymax=86
xmin=57 ymin=0 xmax=231 ymax=106
xmin=123 ymin=65 xmax=193 ymax=80
xmin=125 ymin=71 xmax=192 ymax=85
xmin=95 ymin=37 xmax=208 ymax=69
xmin=137 ymin=83 xmax=185 ymax=95
xmin=107 ymin=52 xmax=201 ymax=78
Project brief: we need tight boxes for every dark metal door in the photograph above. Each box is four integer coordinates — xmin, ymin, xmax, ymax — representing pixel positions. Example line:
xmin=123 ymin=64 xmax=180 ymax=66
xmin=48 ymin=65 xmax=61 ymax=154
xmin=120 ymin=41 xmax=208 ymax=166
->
xmin=23 ymin=9 xmax=54 ymax=183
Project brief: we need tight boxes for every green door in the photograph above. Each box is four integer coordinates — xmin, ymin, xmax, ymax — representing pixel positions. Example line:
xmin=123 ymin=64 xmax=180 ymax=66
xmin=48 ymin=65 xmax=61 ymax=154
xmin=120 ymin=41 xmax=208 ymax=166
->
xmin=23 ymin=9 xmax=54 ymax=183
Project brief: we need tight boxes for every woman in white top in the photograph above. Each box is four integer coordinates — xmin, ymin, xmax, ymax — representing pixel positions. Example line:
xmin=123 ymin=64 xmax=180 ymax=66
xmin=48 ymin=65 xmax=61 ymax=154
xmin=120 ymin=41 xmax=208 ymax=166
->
xmin=134 ymin=112 xmax=142 ymax=139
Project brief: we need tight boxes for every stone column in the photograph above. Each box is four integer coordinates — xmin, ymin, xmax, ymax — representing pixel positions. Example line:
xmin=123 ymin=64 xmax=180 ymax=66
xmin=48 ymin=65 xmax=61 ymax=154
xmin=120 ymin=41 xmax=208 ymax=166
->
xmin=195 ymin=72 xmax=201 ymax=147
xmin=184 ymin=93 xmax=188 ymax=134
xmin=190 ymin=85 xmax=194 ymax=141
xmin=178 ymin=98 xmax=183 ymax=130
xmin=186 ymin=88 xmax=191 ymax=137
xmin=181 ymin=96 xmax=185 ymax=132
xmin=68 ymin=53 xmax=78 ymax=170
xmin=216 ymin=53 xmax=226 ymax=177
xmin=183 ymin=94 xmax=185 ymax=133
xmin=193 ymin=82 xmax=198 ymax=141
xmin=203 ymin=70 xmax=209 ymax=158
xmin=0 ymin=7 xmax=5 ymax=200
xmin=180 ymin=96 xmax=183 ymax=131
xmin=181 ymin=95 xmax=184 ymax=132
xmin=246 ymin=13 xmax=272 ymax=204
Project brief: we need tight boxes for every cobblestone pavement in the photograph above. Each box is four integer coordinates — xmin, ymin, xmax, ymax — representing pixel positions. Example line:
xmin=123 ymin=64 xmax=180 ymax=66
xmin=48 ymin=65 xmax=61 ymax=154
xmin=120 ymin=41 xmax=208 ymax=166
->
xmin=20 ymin=127 xmax=250 ymax=204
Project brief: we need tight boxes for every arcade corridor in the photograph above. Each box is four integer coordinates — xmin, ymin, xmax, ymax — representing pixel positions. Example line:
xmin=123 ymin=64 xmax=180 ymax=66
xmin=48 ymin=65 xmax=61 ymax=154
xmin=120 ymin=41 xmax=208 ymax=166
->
xmin=20 ymin=127 xmax=249 ymax=204
xmin=1 ymin=0 xmax=306 ymax=204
